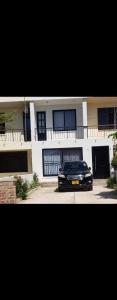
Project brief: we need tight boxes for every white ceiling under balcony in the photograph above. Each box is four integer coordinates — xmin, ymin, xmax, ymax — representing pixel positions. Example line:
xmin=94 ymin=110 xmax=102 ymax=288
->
xmin=28 ymin=97 xmax=87 ymax=106
xmin=0 ymin=97 xmax=87 ymax=107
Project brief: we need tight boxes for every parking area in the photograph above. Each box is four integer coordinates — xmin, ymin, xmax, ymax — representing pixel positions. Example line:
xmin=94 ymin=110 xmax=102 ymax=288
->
xmin=19 ymin=184 xmax=117 ymax=204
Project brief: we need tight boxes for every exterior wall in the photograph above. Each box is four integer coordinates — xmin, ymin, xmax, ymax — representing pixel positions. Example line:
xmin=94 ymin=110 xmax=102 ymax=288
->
xmin=0 ymin=107 xmax=23 ymax=129
xmin=88 ymin=100 xmax=117 ymax=127
xmin=0 ymin=97 xmax=116 ymax=181
xmin=0 ymin=106 xmax=31 ymax=149
xmin=87 ymin=100 xmax=117 ymax=138
xmin=31 ymin=138 xmax=114 ymax=182
xmin=34 ymin=103 xmax=84 ymax=140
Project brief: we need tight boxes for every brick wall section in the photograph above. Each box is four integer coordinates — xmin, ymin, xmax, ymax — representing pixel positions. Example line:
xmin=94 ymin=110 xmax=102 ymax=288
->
xmin=0 ymin=180 xmax=16 ymax=204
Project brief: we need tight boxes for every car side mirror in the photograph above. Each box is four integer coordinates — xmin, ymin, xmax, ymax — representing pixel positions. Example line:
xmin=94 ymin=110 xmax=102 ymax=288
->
xmin=89 ymin=167 xmax=91 ymax=171
xmin=59 ymin=168 xmax=62 ymax=172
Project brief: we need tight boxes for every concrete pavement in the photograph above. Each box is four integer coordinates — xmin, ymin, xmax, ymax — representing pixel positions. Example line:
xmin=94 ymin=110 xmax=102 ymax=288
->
xmin=19 ymin=185 xmax=117 ymax=204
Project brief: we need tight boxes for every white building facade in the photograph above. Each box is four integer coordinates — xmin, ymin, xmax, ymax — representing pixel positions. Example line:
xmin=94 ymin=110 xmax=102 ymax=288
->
xmin=0 ymin=97 xmax=116 ymax=182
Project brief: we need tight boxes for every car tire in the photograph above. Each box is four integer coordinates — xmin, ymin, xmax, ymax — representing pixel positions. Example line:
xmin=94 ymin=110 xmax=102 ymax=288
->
xmin=58 ymin=187 xmax=63 ymax=192
xmin=88 ymin=185 xmax=93 ymax=191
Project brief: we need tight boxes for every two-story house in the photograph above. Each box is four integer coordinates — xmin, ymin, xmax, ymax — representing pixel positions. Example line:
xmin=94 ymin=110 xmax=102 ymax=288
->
xmin=0 ymin=97 xmax=116 ymax=182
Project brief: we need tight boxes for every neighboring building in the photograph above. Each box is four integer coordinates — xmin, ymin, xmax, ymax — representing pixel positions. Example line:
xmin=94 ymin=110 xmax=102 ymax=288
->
xmin=0 ymin=97 xmax=116 ymax=182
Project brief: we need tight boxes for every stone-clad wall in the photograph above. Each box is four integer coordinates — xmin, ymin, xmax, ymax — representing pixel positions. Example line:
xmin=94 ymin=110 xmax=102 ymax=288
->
xmin=0 ymin=179 xmax=16 ymax=204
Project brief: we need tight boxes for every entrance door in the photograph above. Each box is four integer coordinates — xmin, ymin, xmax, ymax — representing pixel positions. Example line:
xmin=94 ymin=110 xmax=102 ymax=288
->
xmin=23 ymin=112 xmax=31 ymax=141
xmin=37 ymin=112 xmax=46 ymax=141
xmin=92 ymin=146 xmax=110 ymax=179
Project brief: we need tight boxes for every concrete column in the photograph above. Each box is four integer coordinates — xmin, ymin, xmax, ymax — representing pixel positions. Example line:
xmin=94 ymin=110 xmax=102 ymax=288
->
xmin=82 ymin=100 xmax=88 ymax=139
xmin=27 ymin=150 xmax=32 ymax=173
xmin=83 ymin=145 xmax=93 ymax=172
xmin=30 ymin=102 xmax=36 ymax=142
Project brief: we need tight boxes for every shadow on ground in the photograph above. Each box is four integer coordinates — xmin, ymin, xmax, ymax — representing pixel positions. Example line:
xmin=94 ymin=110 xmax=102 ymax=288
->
xmin=96 ymin=189 xmax=117 ymax=200
xmin=54 ymin=188 xmax=90 ymax=193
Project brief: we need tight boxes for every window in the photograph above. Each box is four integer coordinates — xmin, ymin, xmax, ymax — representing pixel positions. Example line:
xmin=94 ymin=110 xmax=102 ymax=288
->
xmin=0 ymin=123 xmax=5 ymax=134
xmin=53 ymin=110 xmax=76 ymax=131
xmin=0 ymin=151 xmax=28 ymax=173
xmin=37 ymin=112 xmax=46 ymax=140
xmin=98 ymin=108 xmax=117 ymax=130
xmin=43 ymin=148 xmax=83 ymax=176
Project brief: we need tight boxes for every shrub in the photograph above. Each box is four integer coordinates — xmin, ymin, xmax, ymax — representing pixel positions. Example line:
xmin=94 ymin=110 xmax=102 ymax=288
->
xmin=15 ymin=176 xmax=28 ymax=200
xmin=107 ymin=177 xmax=116 ymax=188
xmin=29 ymin=173 xmax=39 ymax=190
xmin=111 ymin=156 xmax=117 ymax=168
xmin=33 ymin=173 xmax=39 ymax=184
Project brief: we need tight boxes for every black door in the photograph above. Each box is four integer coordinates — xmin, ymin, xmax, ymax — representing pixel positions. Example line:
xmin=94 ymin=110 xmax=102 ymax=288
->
xmin=23 ymin=112 xmax=31 ymax=141
xmin=92 ymin=146 xmax=110 ymax=179
xmin=37 ymin=112 xmax=46 ymax=141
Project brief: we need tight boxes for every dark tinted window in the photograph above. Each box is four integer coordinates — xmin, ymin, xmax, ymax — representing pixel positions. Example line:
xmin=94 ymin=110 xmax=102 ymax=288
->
xmin=53 ymin=110 xmax=76 ymax=131
xmin=0 ymin=151 xmax=28 ymax=173
xmin=98 ymin=108 xmax=115 ymax=129
xmin=63 ymin=162 xmax=88 ymax=172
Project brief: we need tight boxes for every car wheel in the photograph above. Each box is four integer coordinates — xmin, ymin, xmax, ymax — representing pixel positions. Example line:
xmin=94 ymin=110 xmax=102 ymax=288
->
xmin=58 ymin=187 xmax=63 ymax=192
xmin=88 ymin=185 xmax=93 ymax=191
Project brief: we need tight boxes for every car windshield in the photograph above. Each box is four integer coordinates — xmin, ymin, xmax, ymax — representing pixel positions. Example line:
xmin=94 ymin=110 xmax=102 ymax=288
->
xmin=63 ymin=162 xmax=88 ymax=172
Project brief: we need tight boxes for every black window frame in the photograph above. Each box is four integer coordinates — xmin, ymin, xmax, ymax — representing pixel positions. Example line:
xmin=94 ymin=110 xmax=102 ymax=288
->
xmin=53 ymin=109 xmax=76 ymax=131
xmin=98 ymin=107 xmax=117 ymax=130
xmin=37 ymin=111 xmax=47 ymax=141
xmin=42 ymin=147 xmax=83 ymax=177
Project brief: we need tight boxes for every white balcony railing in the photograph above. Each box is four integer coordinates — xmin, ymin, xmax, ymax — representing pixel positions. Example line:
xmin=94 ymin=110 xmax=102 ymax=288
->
xmin=0 ymin=125 xmax=116 ymax=144
xmin=0 ymin=129 xmax=31 ymax=143
xmin=35 ymin=125 xmax=117 ymax=141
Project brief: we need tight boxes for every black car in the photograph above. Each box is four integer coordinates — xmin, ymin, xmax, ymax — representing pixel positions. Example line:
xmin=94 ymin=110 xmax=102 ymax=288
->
xmin=58 ymin=161 xmax=93 ymax=192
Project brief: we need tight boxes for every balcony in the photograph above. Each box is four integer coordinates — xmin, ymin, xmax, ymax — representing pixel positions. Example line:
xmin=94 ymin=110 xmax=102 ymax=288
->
xmin=0 ymin=129 xmax=31 ymax=150
xmin=35 ymin=126 xmax=88 ymax=141
xmin=35 ymin=125 xmax=117 ymax=141
xmin=88 ymin=125 xmax=117 ymax=139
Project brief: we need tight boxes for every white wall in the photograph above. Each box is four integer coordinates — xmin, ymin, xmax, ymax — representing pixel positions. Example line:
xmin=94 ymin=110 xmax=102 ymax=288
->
xmin=31 ymin=138 xmax=114 ymax=182
xmin=34 ymin=103 xmax=84 ymax=141
xmin=34 ymin=103 xmax=83 ymax=127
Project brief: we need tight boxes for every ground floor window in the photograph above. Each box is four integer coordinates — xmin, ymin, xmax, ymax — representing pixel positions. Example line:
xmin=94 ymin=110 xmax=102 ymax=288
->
xmin=43 ymin=148 xmax=83 ymax=176
xmin=0 ymin=151 xmax=28 ymax=173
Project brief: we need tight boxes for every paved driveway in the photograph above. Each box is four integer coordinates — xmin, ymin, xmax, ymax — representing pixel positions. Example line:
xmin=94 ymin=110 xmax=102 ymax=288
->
xmin=19 ymin=185 xmax=117 ymax=204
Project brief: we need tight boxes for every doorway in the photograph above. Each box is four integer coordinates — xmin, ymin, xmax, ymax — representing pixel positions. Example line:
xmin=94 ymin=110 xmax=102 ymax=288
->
xmin=92 ymin=146 xmax=110 ymax=179
xmin=37 ymin=112 xmax=46 ymax=141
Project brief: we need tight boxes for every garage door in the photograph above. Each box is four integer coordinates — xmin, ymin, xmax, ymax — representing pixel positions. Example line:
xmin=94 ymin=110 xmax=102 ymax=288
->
xmin=0 ymin=151 xmax=28 ymax=173
xmin=43 ymin=148 xmax=83 ymax=176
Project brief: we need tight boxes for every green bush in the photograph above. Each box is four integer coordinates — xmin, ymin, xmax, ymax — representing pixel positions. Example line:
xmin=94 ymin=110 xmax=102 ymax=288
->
xmin=111 ymin=156 xmax=117 ymax=168
xmin=33 ymin=173 xmax=39 ymax=184
xmin=107 ymin=177 xmax=116 ymax=188
xmin=15 ymin=173 xmax=39 ymax=200
xmin=29 ymin=173 xmax=39 ymax=190
xmin=15 ymin=176 xmax=28 ymax=200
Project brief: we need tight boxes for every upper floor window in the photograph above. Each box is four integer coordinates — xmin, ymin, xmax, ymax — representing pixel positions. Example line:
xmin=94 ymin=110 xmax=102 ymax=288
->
xmin=98 ymin=108 xmax=117 ymax=130
xmin=53 ymin=110 xmax=76 ymax=131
